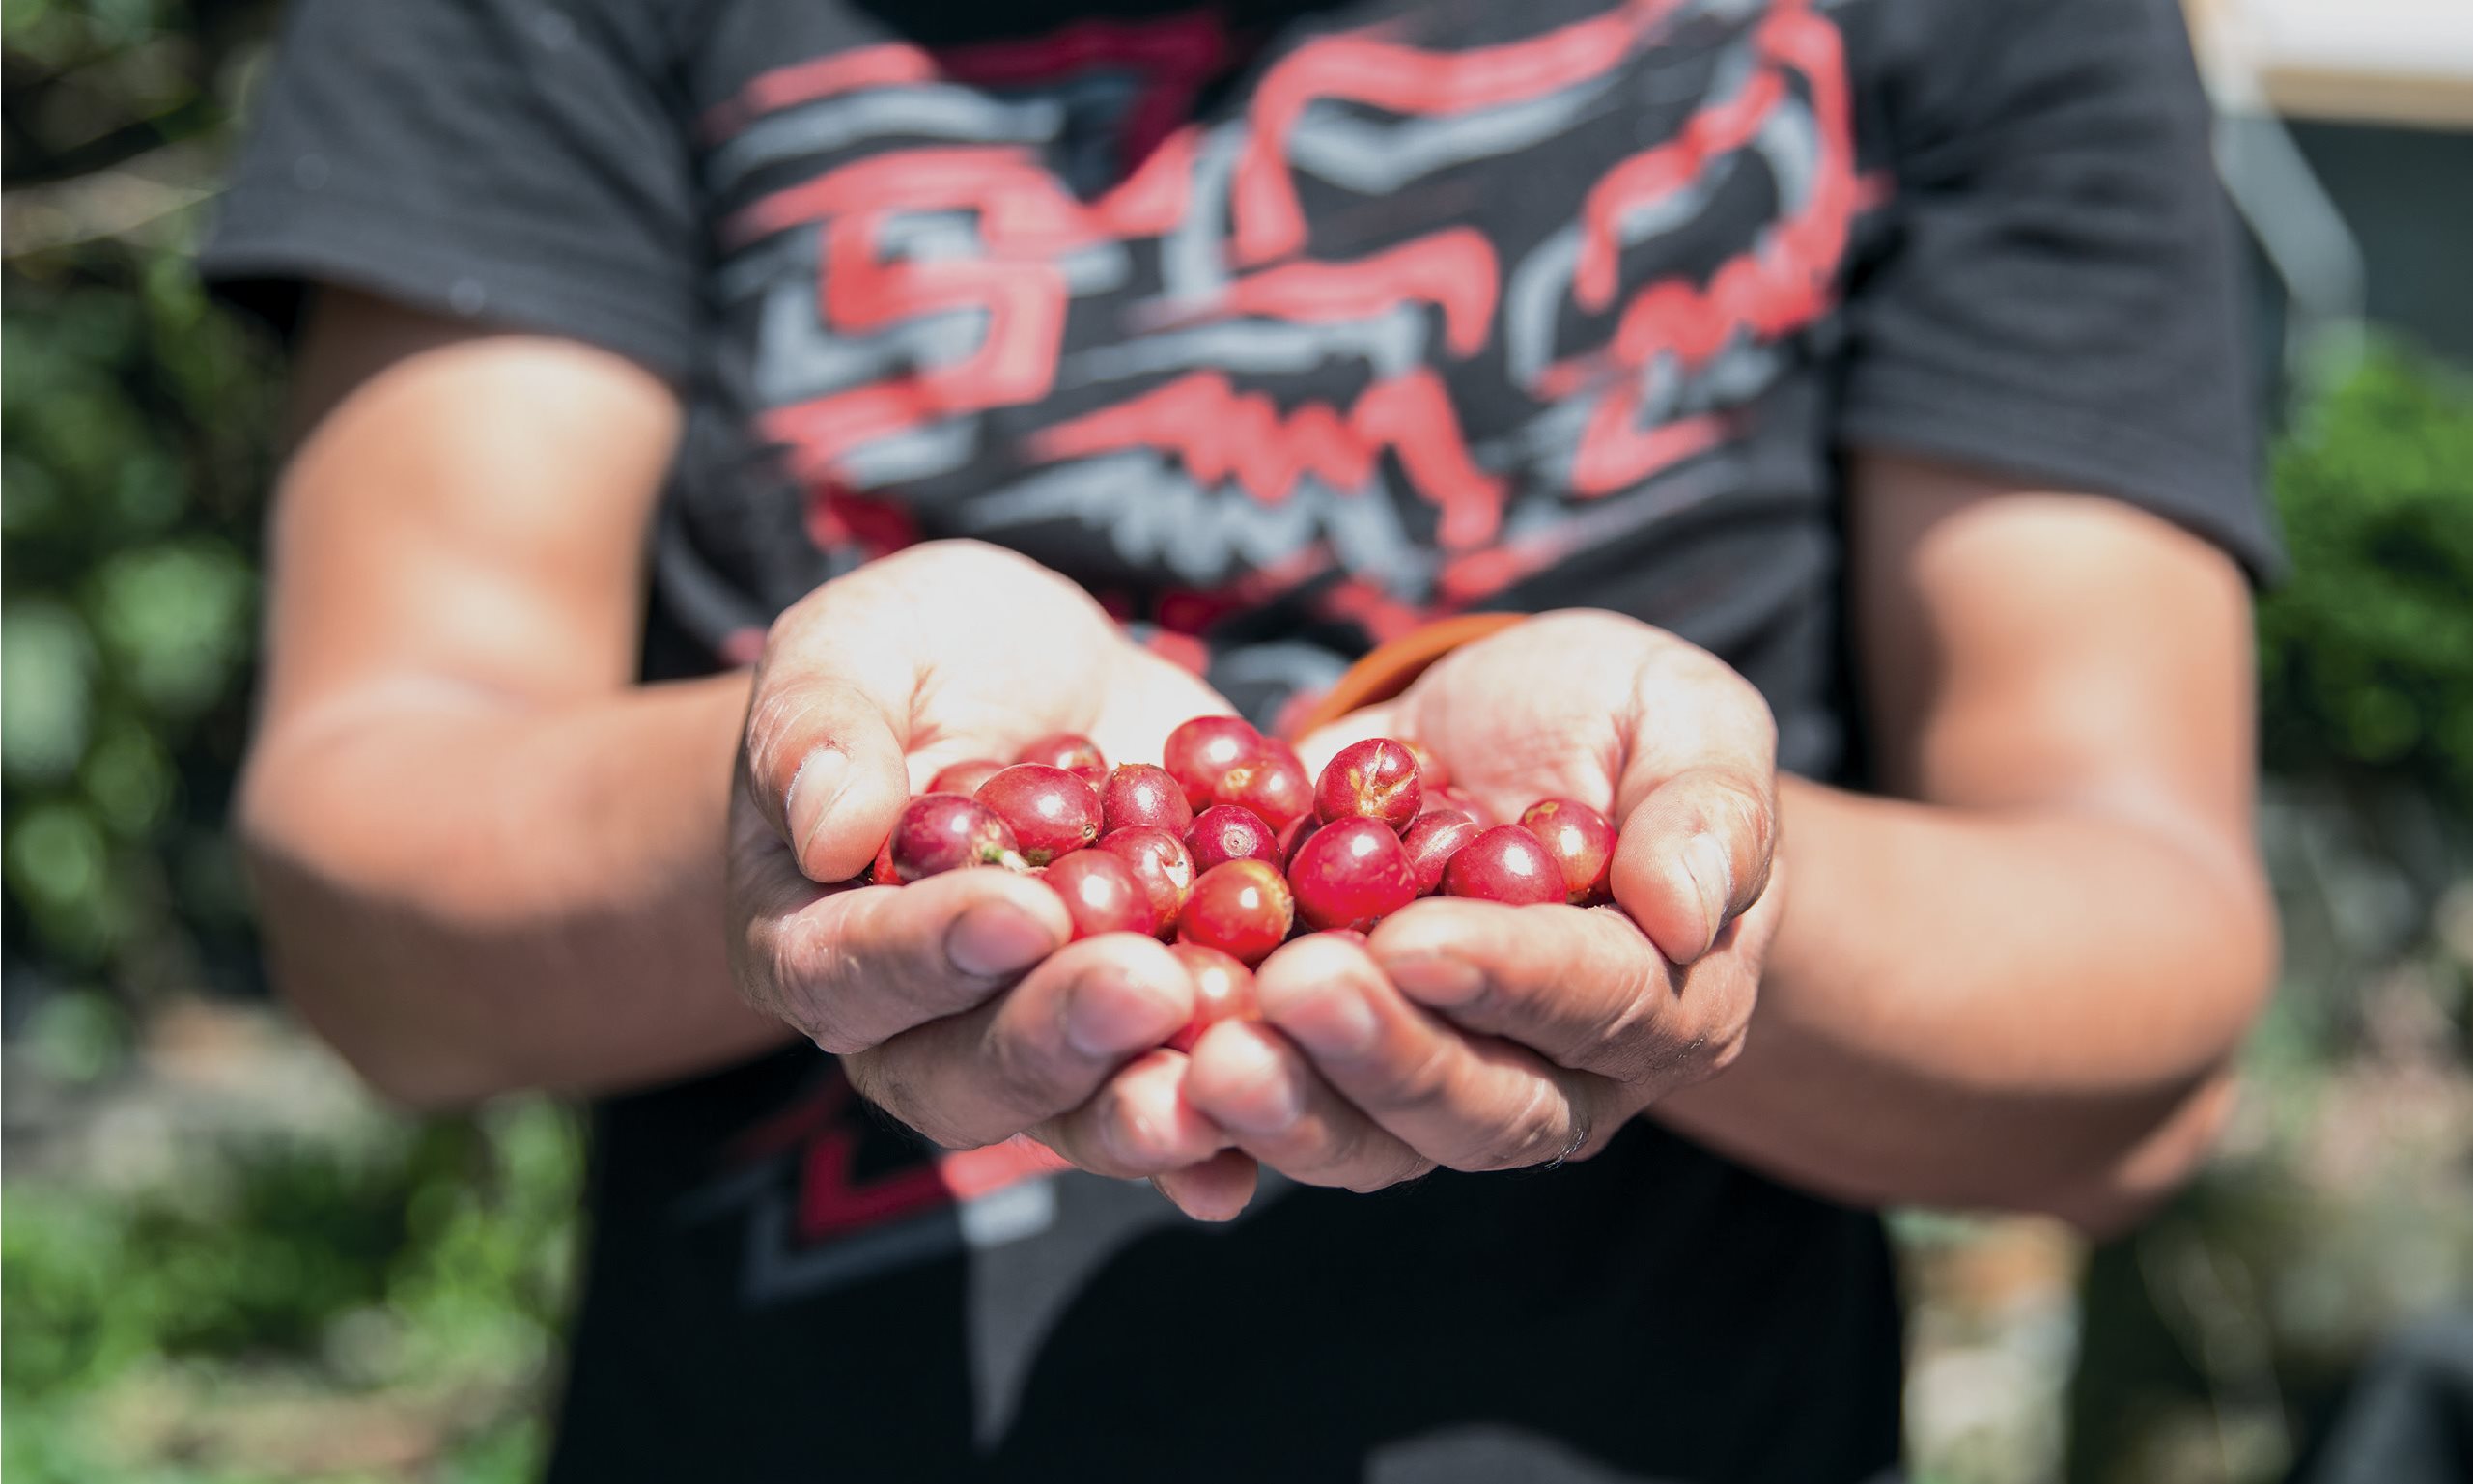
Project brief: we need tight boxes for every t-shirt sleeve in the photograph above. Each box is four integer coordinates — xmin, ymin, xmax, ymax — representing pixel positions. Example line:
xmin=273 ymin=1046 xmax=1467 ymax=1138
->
xmin=197 ymin=0 xmax=700 ymax=383
xmin=1835 ymin=0 xmax=2282 ymax=579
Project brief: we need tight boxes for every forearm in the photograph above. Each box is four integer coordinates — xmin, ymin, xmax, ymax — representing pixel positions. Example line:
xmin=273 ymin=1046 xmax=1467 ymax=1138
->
xmin=241 ymin=669 xmax=794 ymax=1107
xmin=1654 ymin=774 xmax=2276 ymax=1232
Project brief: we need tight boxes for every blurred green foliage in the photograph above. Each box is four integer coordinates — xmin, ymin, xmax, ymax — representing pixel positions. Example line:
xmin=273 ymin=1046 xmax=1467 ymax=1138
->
xmin=2258 ymin=350 xmax=2473 ymax=815
xmin=3 ymin=1099 xmax=583 ymax=1483
xmin=4 ymin=0 xmax=279 ymax=1002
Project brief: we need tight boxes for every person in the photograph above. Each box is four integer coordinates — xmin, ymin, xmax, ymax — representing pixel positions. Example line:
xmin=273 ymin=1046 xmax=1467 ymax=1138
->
xmin=200 ymin=0 xmax=2282 ymax=1477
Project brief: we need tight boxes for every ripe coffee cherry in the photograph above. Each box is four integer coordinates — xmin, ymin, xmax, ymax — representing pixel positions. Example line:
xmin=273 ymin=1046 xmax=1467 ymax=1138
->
xmin=1314 ymin=738 xmax=1423 ymax=831
xmin=1212 ymin=746 xmax=1312 ymax=829
xmin=1520 ymin=798 xmax=1616 ymax=905
xmin=888 ymin=795 xmax=1024 ymax=882
xmin=1164 ymin=715 xmax=1264 ymax=810
xmin=1016 ymin=732 xmax=1108 ymax=786
xmin=1101 ymin=763 xmax=1193 ymax=836
xmin=1276 ymin=812 xmax=1321 ymax=865
xmin=869 ymin=831 xmax=901 ymax=886
xmin=1184 ymin=804 xmax=1281 ymax=874
xmin=1405 ymin=739 xmax=1450 ymax=793
xmin=1096 ymin=826 xmax=1194 ymax=938
xmin=1442 ymin=824 xmax=1563 ymax=905
xmin=1043 ymin=850 xmax=1153 ymax=939
xmin=1399 ymin=809 xmax=1480 ymax=896
xmin=1166 ymin=943 xmax=1256 ymax=1053
xmin=975 ymin=764 xmax=1102 ymax=865
xmin=927 ymin=758 xmax=1008 ymax=797
xmin=1426 ymin=785 xmax=1491 ymax=826
xmin=1178 ymin=859 xmax=1294 ymax=966
xmin=1287 ymin=816 xmax=1419 ymax=932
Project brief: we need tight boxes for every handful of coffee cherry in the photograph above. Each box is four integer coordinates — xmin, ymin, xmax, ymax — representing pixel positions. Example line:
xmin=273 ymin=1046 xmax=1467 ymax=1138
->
xmin=869 ymin=716 xmax=1617 ymax=1052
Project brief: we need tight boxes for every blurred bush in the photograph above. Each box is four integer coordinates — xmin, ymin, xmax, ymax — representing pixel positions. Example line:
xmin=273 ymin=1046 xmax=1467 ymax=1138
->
xmin=4 ymin=0 xmax=281 ymax=1019
xmin=2259 ymin=350 xmax=2473 ymax=818
xmin=4 ymin=1095 xmax=582 ymax=1482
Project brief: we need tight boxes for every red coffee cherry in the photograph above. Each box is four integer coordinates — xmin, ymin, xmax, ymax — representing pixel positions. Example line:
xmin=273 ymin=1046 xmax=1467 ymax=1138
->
xmin=1016 ymin=732 xmax=1108 ymax=786
xmin=1177 ymin=859 xmax=1294 ymax=966
xmin=1164 ymin=715 xmax=1264 ymax=811
xmin=1166 ymin=943 xmax=1257 ymax=1053
xmin=1441 ymin=824 xmax=1563 ymax=905
xmin=1519 ymin=798 xmax=1616 ymax=906
xmin=1184 ymin=804 xmax=1281 ymax=874
xmin=1095 ymin=826 xmax=1195 ymax=938
xmin=1287 ymin=817 xmax=1419 ymax=933
xmin=974 ymin=764 xmax=1103 ymax=866
xmin=1399 ymin=809 xmax=1480 ymax=897
xmin=1101 ymin=762 xmax=1194 ymax=836
xmin=888 ymin=795 xmax=1023 ymax=882
xmin=1314 ymin=738 xmax=1423 ymax=831
xmin=1043 ymin=849 xmax=1153 ymax=939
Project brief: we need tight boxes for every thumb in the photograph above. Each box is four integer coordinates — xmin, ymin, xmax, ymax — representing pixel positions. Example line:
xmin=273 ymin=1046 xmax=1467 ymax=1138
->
xmin=743 ymin=656 xmax=914 ymax=885
xmin=1608 ymin=766 xmax=1776 ymax=966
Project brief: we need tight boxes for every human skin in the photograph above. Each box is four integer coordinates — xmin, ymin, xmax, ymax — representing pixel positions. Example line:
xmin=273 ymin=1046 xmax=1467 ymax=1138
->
xmin=1176 ymin=460 xmax=2273 ymax=1235
xmin=244 ymin=292 xmax=2271 ymax=1233
xmin=239 ymin=290 xmax=1259 ymax=1216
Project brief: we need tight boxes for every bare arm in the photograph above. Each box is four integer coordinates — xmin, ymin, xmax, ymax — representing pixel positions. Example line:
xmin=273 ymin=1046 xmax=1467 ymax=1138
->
xmin=1194 ymin=454 xmax=2274 ymax=1237
xmin=239 ymin=289 xmax=789 ymax=1107
xmin=243 ymin=290 xmax=1261 ymax=1223
xmin=1654 ymin=453 xmax=2278 ymax=1232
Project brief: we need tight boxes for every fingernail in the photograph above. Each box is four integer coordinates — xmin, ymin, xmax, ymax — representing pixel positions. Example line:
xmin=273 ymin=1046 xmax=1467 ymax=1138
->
xmin=784 ymin=747 xmax=849 ymax=864
xmin=1682 ymin=833 xmax=1733 ymax=956
xmin=946 ymin=903 xmax=1055 ymax=979
xmin=1063 ymin=974 xmax=1175 ymax=1059
xmin=1282 ymin=988 xmax=1380 ymax=1062
xmin=1382 ymin=952 xmax=1483 ymax=1006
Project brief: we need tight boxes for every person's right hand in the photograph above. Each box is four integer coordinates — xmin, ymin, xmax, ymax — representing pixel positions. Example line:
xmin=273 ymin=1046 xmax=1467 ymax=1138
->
xmin=727 ymin=541 xmax=1259 ymax=1218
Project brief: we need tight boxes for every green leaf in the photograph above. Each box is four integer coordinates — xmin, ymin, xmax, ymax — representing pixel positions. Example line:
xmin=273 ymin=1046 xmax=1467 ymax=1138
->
xmin=2 ymin=602 xmax=97 ymax=783
xmin=88 ymin=540 xmax=254 ymax=718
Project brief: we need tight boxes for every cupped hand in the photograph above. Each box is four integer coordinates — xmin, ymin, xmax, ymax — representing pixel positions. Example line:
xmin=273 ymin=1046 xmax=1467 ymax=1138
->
xmin=1180 ymin=610 xmax=1782 ymax=1193
xmin=727 ymin=541 xmax=1256 ymax=1218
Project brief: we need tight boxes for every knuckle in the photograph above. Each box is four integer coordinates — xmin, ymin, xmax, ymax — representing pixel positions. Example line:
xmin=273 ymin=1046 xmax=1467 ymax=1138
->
xmin=1567 ymin=915 xmax=1671 ymax=1071
xmin=1088 ymin=1088 xmax=1177 ymax=1176
xmin=780 ymin=919 xmax=862 ymax=1036
xmin=1340 ymin=1166 xmax=1404 ymax=1195
xmin=1463 ymin=1079 xmax=1568 ymax=1172
xmin=744 ymin=683 xmax=831 ymax=773
xmin=843 ymin=1052 xmax=953 ymax=1145
xmin=1282 ymin=1119 xmax=1377 ymax=1189
xmin=1365 ymin=1037 xmax=1457 ymax=1114
xmin=1339 ymin=1150 xmax=1432 ymax=1194
xmin=982 ymin=1017 xmax=1073 ymax=1122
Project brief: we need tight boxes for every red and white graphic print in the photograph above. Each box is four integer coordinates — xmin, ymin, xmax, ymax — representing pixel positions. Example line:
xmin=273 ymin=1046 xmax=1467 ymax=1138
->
xmin=707 ymin=0 xmax=1865 ymax=670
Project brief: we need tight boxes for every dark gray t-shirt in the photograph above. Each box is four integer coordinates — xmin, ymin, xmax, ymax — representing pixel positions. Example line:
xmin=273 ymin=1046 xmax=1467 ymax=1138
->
xmin=203 ymin=0 xmax=2275 ymax=1477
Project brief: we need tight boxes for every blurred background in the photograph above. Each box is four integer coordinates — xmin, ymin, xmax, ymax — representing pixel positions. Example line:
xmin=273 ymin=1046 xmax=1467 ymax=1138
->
xmin=3 ymin=1 xmax=2468 ymax=1480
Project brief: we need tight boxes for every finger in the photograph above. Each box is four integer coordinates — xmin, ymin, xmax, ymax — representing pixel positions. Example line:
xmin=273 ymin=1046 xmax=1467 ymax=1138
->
xmin=751 ymin=865 xmax=1071 ymax=1052
xmin=1367 ymin=898 xmax=1686 ymax=1083
xmin=743 ymin=624 xmax=919 ymax=883
xmin=1181 ymin=1019 xmax=1433 ymax=1192
xmin=1030 ymin=1047 xmax=1234 ymax=1178
xmin=846 ymin=933 xmax=1196 ymax=1149
xmin=1609 ymin=764 xmax=1777 ymax=964
xmin=1249 ymin=934 xmax=1611 ymax=1172
xmin=1150 ymin=1149 xmax=1261 ymax=1222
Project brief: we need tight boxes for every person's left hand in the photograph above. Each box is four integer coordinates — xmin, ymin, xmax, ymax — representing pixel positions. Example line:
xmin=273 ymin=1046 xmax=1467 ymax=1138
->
xmin=1176 ymin=611 xmax=1783 ymax=1192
